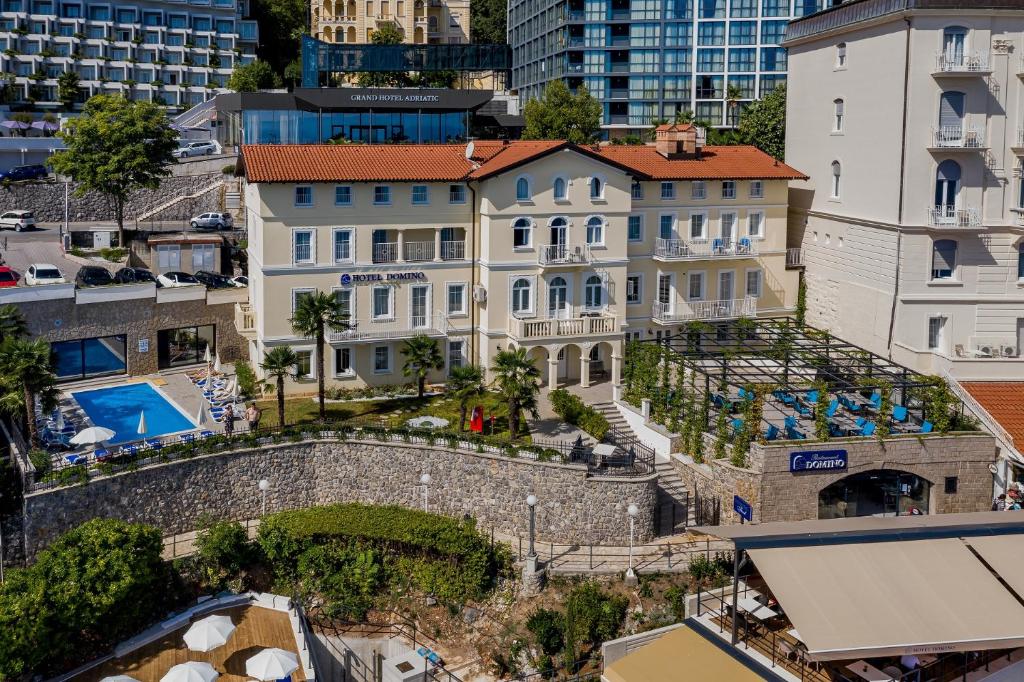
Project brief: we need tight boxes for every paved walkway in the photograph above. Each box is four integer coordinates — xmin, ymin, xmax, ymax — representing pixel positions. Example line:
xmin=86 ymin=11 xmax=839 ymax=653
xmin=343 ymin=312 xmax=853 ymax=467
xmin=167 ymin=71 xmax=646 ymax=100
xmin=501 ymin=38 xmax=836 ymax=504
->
xmin=528 ymin=380 xmax=614 ymax=444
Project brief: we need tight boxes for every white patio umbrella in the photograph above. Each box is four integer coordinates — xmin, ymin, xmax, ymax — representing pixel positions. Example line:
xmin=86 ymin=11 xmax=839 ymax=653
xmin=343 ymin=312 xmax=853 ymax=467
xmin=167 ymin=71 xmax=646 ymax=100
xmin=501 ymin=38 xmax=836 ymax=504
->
xmin=69 ymin=426 xmax=115 ymax=446
xmin=55 ymin=410 xmax=65 ymax=432
xmin=161 ymin=662 xmax=219 ymax=682
xmin=183 ymin=614 xmax=235 ymax=652
xmin=195 ymin=404 xmax=208 ymax=427
xmin=203 ymin=345 xmax=211 ymax=364
xmin=136 ymin=411 xmax=147 ymax=436
xmin=245 ymin=648 xmax=299 ymax=681
xmin=213 ymin=353 xmax=222 ymax=373
xmin=101 ymin=676 xmax=141 ymax=682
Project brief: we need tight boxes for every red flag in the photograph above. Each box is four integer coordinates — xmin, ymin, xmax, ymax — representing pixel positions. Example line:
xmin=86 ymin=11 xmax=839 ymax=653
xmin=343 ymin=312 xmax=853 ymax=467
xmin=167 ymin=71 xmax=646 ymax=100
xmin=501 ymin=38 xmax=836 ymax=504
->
xmin=470 ymin=405 xmax=484 ymax=432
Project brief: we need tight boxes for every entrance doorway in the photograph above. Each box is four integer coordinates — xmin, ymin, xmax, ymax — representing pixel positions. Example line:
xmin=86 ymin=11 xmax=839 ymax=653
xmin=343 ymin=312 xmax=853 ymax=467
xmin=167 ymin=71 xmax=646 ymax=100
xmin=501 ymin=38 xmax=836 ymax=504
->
xmin=818 ymin=470 xmax=931 ymax=519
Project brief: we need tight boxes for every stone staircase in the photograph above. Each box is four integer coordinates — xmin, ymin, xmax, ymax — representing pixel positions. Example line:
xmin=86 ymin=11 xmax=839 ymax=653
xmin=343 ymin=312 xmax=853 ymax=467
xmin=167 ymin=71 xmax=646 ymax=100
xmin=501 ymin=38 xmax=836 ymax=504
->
xmin=136 ymin=179 xmax=226 ymax=223
xmin=593 ymin=400 xmax=691 ymax=536
xmin=223 ymin=178 xmax=243 ymax=223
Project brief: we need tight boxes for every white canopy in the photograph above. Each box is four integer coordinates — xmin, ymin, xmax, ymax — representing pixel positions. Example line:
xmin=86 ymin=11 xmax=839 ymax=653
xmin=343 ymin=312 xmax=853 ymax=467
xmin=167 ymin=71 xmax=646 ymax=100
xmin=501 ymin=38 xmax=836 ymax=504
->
xmin=246 ymin=648 xmax=300 ymax=681
xmin=161 ymin=662 xmax=219 ymax=682
xmin=183 ymin=614 xmax=235 ymax=652
xmin=70 ymin=426 xmax=116 ymax=445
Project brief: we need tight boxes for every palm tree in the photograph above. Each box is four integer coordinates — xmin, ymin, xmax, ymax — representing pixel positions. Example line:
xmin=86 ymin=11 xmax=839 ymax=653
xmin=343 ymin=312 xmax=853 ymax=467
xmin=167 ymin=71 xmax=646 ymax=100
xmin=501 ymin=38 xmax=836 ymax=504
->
xmin=0 ymin=304 xmax=26 ymax=342
xmin=290 ymin=291 xmax=348 ymax=420
xmin=260 ymin=346 xmax=298 ymax=429
xmin=489 ymin=347 xmax=541 ymax=439
xmin=447 ymin=364 xmax=484 ymax=431
xmin=401 ymin=334 xmax=444 ymax=398
xmin=0 ymin=337 xmax=57 ymax=446
xmin=726 ymin=84 xmax=744 ymax=126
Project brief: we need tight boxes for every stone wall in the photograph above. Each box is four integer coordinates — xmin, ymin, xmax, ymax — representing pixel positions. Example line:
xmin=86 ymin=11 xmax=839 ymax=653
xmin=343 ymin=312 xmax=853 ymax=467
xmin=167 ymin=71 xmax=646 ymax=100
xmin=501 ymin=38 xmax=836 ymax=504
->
xmin=0 ymin=173 xmax=223 ymax=223
xmin=14 ymin=292 xmax=246 ymax=375
xmin=22 ymin=440 xmax=659 ymax=557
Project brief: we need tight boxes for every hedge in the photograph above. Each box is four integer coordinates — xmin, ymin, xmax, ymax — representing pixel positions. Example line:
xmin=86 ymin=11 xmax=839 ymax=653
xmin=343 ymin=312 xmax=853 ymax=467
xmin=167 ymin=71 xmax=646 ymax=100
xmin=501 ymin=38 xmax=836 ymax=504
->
xmin=549 ymin=389 xmax=610 ymax=441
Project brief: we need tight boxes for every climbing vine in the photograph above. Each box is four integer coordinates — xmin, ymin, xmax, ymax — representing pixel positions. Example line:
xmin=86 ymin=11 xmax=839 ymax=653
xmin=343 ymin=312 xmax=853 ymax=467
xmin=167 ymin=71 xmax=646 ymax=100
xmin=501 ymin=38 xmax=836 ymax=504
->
xmin=731 ymin=384 xmax=756 ymax=468
xmin=922 ymin=375 xmax=953 ymax=433
xmin=622 ymin=341 xmax=661 ymax=409
xmin=795 ymin=275 xmax=807 ymax=327
xmin=668 ymin=355 xmax=686 ymax=433
xmin=713 ymin=379 xmax=729 ymax=460
xmin=875 ymin=379 xmax=893 ymax=440
xmin=813 ymin=379 xmax=831 ymax=441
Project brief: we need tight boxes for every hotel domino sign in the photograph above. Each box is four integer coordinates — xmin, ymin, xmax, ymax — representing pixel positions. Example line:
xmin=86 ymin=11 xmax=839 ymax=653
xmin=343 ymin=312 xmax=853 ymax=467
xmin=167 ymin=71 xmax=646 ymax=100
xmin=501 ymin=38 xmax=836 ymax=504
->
xmin=789 ymin=449 xmax=848 ymax=473
xmin=340 ymin=272 xmax=427 ymax=285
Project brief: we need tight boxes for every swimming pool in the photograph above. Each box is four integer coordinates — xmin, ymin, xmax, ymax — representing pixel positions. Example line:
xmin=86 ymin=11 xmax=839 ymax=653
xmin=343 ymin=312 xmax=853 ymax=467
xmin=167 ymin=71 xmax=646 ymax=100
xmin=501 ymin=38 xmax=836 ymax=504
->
xmin=71 ymin=382 xmax=195 ymax=445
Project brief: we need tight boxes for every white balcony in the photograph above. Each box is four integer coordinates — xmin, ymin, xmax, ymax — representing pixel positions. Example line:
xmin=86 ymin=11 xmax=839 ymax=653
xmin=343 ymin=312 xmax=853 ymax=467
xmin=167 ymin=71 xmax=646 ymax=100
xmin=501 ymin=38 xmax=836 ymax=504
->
xmin=440 ymin=240 xmax=465 ymax=260
xmin=927 ymin=206 xmax=981 ymax=228
xmin=538 ymin=243 xmax=593 ymax=266
xmin=403 ymin=240 xmax=434 ymax=262
xmin=785 ymin=247 xmax=803 ymax=268
xmin=930 ymin=125 xmax=986 ymax=150
xmin=933 ymin=51 xmax=991 ymax=75
xmin=508 ymin=310 xmax=618 ymax=341
xmin=234 ymin=301 xmax=255 ymax=338
xmin=328 ymin=311 xmax=450 ymax=343
xmin=652 ymin=297 xmax=756 ymax=324
xmin=654 ymin=238 xmax=757 ymax=261
xmin=372 ymin=242 xmax=398 ymax=264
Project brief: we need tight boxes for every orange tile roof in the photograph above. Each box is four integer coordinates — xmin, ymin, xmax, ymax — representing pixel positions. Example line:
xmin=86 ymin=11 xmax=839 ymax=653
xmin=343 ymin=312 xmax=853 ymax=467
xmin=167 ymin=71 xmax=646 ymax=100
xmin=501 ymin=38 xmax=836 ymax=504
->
xmin=962 ymin=382 xmax=1024 ymax=447
xmin=240 ymin=140 xmax=807 ymax=183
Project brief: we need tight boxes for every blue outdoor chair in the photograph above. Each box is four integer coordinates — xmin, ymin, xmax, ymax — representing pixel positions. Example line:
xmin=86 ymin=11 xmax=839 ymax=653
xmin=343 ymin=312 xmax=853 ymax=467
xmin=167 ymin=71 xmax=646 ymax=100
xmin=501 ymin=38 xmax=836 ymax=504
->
xmin=795 ymin=403 xmax=812 ymax=418
xmin=765 ymin=424 xmax=780 ymax=441
xmin=711 ymin=238 xmax=725 ymax=254
xmin=920 ymin=420 xmax=934 ymax=434
xmin=892 ymin=405 xmax=908 ymax=422
xmin=839 ymin=395 xmax=862 ymax=413
xmin=829 ymin=422 xmax=844 ymax=438
xmin=807 ymin=390 xmax=819 ymax=404
xmin=145 ymin=438 xmax=163 ymax=450
xmin=861 ymin=422 xmax=876 ymax=437
xmin=94 ymin=448 xmax=110 ymax=460
xmin=784 ymin=415 xmax=797 ymax=429
xmin=738 ymin=387 xmax=752 ymax=401
xmin=786 ymin=426 xmax=806 ymax=440
xmin=868 ymin=392 xmax=882 ymax=410
xmin=732 ymin=418 xmax=744 ymax=435
xmin=855 ymin=416 xmax=867 ymax=428
xmin=738 ymin=237 xmax=752 ymax=254
xmin=826 ymin=398 xmax=840 ymax=418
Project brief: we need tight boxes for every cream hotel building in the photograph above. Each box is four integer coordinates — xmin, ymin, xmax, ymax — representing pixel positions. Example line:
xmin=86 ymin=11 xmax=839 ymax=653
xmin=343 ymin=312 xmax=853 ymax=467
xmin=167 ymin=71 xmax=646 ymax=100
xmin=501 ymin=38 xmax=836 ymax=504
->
xmin=236 ymin=127 xmax=805 ymax=392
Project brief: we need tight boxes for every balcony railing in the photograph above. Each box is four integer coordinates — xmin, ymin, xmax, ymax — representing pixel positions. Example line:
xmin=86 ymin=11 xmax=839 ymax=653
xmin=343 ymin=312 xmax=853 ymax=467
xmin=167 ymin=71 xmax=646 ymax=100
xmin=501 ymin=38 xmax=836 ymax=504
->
xmin=234 ymin=301 xmax=255 ymax=335
xmin=328 ymin=311 xmax=450 ymax=343
xmin=654 ymin=238 xmax=757 ymax=260
xmin=373 ymin=242 xmax=398 ymax=264
xmin=931 ymin=125 xmax=985 ymax=149
xmin=509 ymin=311 xmax=618 ymax=340
xmin=927 ymin=206 xmax=981 ymax=228
xmin=934 ymin=51 xmax=990 ymax=74
xmin=403 ymin=240 xmax=434 ymax=262
xmin=539 ymin=243 xmax=592 ymax=266
xmin=441 ymin=240 xmax=465 ymax=260
xmin=785 ymin=247 xmax=803 ymax=268
xmin=652 ymin=297 xmax=756 ymax=323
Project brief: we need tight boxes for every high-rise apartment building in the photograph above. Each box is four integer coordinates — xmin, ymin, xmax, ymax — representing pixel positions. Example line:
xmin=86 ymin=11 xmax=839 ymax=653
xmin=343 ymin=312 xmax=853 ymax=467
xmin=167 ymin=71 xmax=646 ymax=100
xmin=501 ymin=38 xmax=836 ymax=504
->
xmin=0 ymin=0 xmax=258 ymax=110
xmin=785 ymin=0 xmax=1024 ymax=380
xmin=312 ymin=0 xmax=469 ymax=45
xmin=509 ymin=0 xmax=827 ymax=137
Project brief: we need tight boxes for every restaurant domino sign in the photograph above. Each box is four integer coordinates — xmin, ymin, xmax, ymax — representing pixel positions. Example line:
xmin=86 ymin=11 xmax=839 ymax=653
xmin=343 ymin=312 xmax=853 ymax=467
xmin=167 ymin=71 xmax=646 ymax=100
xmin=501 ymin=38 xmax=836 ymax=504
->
xmin=789 ymin=449 xmax=848 ymax=473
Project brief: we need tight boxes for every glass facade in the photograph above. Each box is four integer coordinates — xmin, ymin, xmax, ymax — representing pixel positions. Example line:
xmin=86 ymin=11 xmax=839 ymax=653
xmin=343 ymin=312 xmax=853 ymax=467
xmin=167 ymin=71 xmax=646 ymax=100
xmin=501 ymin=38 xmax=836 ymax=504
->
xmin=53 ymin=335 xmax=128 ymax=381
xmin=157 ymin=325 xmax=215 ymax=369
xmin=818 ymin=470 xmax=931 ymax=519
xmin=242 ymin=110 xmax=468 ymax=144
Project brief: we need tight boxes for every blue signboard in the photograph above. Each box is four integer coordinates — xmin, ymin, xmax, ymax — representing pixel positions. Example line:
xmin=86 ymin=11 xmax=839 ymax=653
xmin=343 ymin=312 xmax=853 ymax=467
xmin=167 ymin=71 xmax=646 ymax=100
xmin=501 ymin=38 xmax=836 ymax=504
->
xmin=733 ymin=495 xmax=752 ymax=522
xmin=790 ymin=449 xmax=848 ymax=473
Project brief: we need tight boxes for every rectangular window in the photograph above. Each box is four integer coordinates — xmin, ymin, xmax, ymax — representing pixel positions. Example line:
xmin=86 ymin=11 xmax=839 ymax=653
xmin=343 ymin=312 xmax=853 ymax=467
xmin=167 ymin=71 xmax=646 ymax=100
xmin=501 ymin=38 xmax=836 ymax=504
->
xmin=657 ymin=274 xmax=672 ymax=305
xmin=628 ymin=215 xmax=643 ymax=241
xmin=944 ymin=476 xmax=958 ymax=494
xmin=691 ymin=181 xmax=706 ymax=200
xmin=513 ymin=219 xmax=531 ymax=248
xmin=447 ymin=282 xmax=467 ymax=315
xmin=191 ymin=244 xmax=215 ymax=271
xmin=155 ymin=326 xmax=215 ymax=371
xmin=690 ymin=213 xmax=707 ymax=239
xmin=631 ymin=182 xmax=644 ymax=199
xmin=372 ymin=286 xmax=393 ymax=319
xmin=294 ymin=186 xmax=312 ymax=207
xmin=688 ymin=272 xmax=704 ymax=300
xmin=53 ymin=334 xmax=128 ymax=380
xmin=334 ymin=347 xmax=353 ymax=376
xmin=412 ymin=185 xmax=429 ymax=205
xmin=927 ymin=317 xmax=945 ymax=350
xmin=373 ymin=185 xmax=391 ymax=205
xmin=626 ymin=275 xmax=641 ymax=303
xmin=334 ymin=185 xmax=352 ymax=206
xmin=449 ymin=184 xmax=466 ymax=203
xmin=661 ymin=181 xmax=675 ymax=199
xmin=292 ymin=289 xmax=314 ymax=312
xmin=748 ymin=212 xmax=764 ymax=238
xmin=659 ymin=214 xmax=675 ymax=240
xmin=745 ymin=269 xmax=762 ymax=297
xmin=295 ymin=350 xmax=313 ymax=379
xmin=722 ymin=181 xmax=736 ymax=199
xmin=749 ymin=181 xmax=764 ymax=198
xmin=334 ymin=288 xmax=354 ymax=323
xmin=373 ymin=346 xmax=391 ymax=373
xmin=157 ymin=245 xmax=181 ymax=270
xmin=447 ymin=339 xmax=465 ymax=372
xmin=292 ymin=230 xmax=314 ymax=264
xmin=333 ymin=229 xmax=352 ymax=263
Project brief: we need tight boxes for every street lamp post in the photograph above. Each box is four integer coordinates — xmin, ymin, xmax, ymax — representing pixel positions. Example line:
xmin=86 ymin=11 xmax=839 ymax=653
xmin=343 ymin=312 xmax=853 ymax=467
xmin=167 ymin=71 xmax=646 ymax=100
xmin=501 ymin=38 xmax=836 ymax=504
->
xmin=526 ymin=494 xmax=537 ymax=558
xmin=626 ymin=503 xmax=639 ymax=583
xmin=258 ymin=478 xmax=270 ymax=517
xmin=420 ymin=473 xmax=431 ymax=511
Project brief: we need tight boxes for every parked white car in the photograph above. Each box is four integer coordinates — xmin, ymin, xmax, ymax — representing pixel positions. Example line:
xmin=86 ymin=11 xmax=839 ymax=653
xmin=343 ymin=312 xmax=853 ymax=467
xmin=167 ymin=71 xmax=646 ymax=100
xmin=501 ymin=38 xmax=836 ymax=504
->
xmin=0 ymin=210 xmax=36 ymax=232
xmin=156 ymin=271 xmax=201 ymax=288
xmin=25 ymin=263 xmax=65 ymax=286
xmin=229 ymin=275 xmax=248 ymax=287
xmin=190 ymin=212 xmax=233 ymax=230
xmin=173 ymin=141 xmax=220 ymax=158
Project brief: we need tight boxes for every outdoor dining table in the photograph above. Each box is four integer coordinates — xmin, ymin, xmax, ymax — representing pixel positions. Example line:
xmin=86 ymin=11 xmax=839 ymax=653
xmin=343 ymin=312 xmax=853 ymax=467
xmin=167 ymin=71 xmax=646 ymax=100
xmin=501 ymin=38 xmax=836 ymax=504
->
xmin=846 ymin=660 xmax=896 ymax=681
xmin=787 ymin=628 xmax=802 ymax=642
xmin=738 ymin=596 xmax=778 ymax=621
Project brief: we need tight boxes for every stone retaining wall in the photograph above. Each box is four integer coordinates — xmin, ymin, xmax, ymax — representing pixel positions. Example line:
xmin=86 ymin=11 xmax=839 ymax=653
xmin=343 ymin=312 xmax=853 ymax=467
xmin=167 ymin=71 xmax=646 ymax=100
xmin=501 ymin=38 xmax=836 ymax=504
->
xmin=22 ymin=440 xmax=659 ymax=557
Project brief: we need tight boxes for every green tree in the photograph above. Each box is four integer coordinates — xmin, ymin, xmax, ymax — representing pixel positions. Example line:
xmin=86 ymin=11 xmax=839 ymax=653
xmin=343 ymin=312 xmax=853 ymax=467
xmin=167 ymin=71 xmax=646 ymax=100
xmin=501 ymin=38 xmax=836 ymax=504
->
xmin=489 ymin=347 xmax=540 ymax=438
xmin=738 ymin=84 xmax=786 ymax=159
xmin=227 ymin=59 xmax=283 ymax=92
xmin=0 ymin=304 xmax=26 ymax=343
xmin=49 ymin=95 xmax=177 ymax=246
xmin=0 ymin=337 xmax=57 ymax=446
xmin=283 ymin=58 xmax=303 ymax=87
xmin=725 ymin=83 xmax=744 ymax=126
xmin=355 ymin=24 xmax=410 ymax=87
xmin=522 ymin=80 xmax=602 ymax=144
xmin=260 ymin=345 xmax=299 ymax=428
xmin=56 ymin=70 xmax=80 ymax=110
xmin=447 ymin=364 xmax=484 ymax=431
xmin=526 ymin=607 xmax=564 ymax=656
xmin=290 ymin=291 xmax=348 ymax=420
xmin=250 ymin=0 xmax=307 ymax=75
xmin=195 ymin=519 xmax=252 ymax=582
xmin=371 ymin=22 xmax=404 ymax=44
xmin=470 ymin=0 xmax=506 ymax=44
xmin=400 ymin=335 xmax=444 ymax=398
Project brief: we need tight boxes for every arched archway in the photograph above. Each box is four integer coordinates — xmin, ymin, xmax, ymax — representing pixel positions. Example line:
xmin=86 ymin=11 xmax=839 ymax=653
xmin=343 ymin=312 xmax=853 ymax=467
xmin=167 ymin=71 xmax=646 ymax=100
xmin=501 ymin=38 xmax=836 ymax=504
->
xmin=322 ymin=0 xmax=334 ymax=19
xmin=818 ymin=469 xmax=932 ymax=519
xmin=346 ymin=26 xmax=356 ymax=42
xmin=526 ymin=346 xmax=550 ymax=388
xmin=414 ymin=26 xmax=424 ymax=43
xmin=323 ymin=25 xmax=334 ymax=42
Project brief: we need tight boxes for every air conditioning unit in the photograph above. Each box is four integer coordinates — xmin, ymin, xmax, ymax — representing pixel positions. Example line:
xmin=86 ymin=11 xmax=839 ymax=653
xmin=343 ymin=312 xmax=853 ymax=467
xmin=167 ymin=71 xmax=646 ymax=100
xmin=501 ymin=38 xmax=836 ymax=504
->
xmin=472 ymin=284 xmax=487 ymax=302
xmin=1002 ymin=344 xmax=1019 ymax=358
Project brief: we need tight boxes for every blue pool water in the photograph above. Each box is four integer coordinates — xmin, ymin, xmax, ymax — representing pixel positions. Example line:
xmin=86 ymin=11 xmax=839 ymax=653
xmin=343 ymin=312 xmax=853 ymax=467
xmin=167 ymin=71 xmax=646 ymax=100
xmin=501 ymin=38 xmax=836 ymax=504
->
xmin=71 ymin=383 xmax=195 ymax=445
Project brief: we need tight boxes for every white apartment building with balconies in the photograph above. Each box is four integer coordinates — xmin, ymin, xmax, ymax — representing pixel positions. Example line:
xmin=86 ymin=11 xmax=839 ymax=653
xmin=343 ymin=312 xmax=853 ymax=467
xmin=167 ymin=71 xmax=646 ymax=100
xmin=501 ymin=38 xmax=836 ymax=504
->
xmin=237 ymin=128 xmax=803 ymax=393
xmin=785 ymin=0 xmax=1024 ymax=380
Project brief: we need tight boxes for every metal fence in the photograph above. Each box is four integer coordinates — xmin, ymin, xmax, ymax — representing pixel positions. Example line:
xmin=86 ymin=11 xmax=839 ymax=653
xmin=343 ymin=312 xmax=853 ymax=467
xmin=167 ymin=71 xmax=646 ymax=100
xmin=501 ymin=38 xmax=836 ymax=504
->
xmin=693 ymin=492 xmax=721 ymax=527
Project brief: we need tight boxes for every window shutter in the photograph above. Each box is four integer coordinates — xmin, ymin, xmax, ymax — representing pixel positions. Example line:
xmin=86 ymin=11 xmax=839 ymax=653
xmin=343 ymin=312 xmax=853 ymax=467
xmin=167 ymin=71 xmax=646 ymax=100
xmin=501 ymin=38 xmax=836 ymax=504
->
xmin=939 ymin=92 xmax=965 ymax=129
xmin=933 ymin=240 xmax=957 ymax=271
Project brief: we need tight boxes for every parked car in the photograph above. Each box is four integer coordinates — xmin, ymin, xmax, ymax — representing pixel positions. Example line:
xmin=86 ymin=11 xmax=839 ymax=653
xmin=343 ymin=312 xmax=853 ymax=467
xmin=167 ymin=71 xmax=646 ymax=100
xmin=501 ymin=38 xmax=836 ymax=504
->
xmin=190 ymin=212 xmax=233 ymax=230
xmin=113 ymin=267 xmax=156 ymax=284
xmin=0 ymin=164 xmax=48 ymax=182
xmin=193 ymin=270 xmax=234 ymax=289
xmin=156 ymin=271 xmax=200 ymax=288
xmin=229 ymin=275 xmax=248 ymax=287
xmin=25 ymin=263 xmax=65 ymax=286
xmin=173 ymin=141 xmax=219 ymax=158
xmin=0 ymin=210 xmax=36 ymax=232
xmin=0 ymin=266 xmax=17 ymax=287
xmin=75 ymin=265 xmax=114 ymax=288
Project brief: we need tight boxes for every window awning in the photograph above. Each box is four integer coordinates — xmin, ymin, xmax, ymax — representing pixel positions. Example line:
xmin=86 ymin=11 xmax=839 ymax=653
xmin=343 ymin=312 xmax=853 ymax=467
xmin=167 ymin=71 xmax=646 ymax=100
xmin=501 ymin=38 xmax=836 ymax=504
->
xmin=748 ymin=538 xmax=1024 ymax=661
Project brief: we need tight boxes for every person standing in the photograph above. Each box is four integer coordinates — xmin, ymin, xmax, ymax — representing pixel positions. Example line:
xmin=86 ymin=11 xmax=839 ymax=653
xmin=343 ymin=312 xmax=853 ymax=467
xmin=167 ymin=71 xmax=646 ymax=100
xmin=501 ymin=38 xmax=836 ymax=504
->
xmin=246 ymin=402 xmax=261 ymax=432
xmin=223 ymin=403 xmax=234 ymax=437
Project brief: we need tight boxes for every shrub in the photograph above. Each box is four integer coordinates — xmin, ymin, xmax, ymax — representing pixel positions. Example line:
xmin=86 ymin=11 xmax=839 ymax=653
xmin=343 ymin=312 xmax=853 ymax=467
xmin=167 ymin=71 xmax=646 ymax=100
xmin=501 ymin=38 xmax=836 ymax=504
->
xmin=687 ymin=551 xmax=734 ymax=586
xmin=234 ymin=358 xmax=258 ymax=397
xmin=195 ymin=519 xmax=251 ymax=577
xmin=664 ymin=585 xmax=686 ymax=622
xmin=548 ymin=389 xmax=610 ymax=441
xmin=27 ymin=448 xmax=50 ymax=475
xmin=221 ymin=163 xmax=235 ymax=175
xmin=562 ymin=582 xmax=628 ymax=669
xmin=99 ymin=246 xmax=126 ymax=262
xmin=297 ymin=541 xmax=382 ymax=620
xmin=527 ymin=607 xmax=564 ymax=656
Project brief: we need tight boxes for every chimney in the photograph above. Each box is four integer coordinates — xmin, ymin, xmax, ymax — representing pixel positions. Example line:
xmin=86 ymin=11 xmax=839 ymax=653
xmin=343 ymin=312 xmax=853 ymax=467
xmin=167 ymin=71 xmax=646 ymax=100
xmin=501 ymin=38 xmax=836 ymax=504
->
xmin=655 ymin=124 xmax=704 ymax=159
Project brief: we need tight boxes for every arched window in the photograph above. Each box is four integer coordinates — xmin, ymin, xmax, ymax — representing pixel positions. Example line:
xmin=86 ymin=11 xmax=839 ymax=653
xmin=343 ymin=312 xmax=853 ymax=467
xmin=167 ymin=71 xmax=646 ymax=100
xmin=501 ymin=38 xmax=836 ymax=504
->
xmin=833 ymin=98 xmax=844 ymax=132
xmin=548 ymin=276 xmax=568 ymax=317
xmin=836 ymin=42 xmax=846 ymax=68
xmin=942 ymin=26 xmax=968 ymax=67
xmin=511 ymin=278 xmax=532 ymax=313
xmin=515 ymin=176 xmax=530 ymax=201
xmin=553 ymin=176 xmax=567 ymax=201
xmin=935 ymin=160 xmax=961 ymax=218
xmin=932 ymin=239 xmax=957 ymax=280
xmin=590 ymin=177 xmax=603 ymax=199
xmin=512 ymin=217 xmax=532 ymax=248
xmin=586 ymin=216 xmax=604 ymax=245
xmin=831 ymin=161 xmax=841 ymax=198
xmin=585 ymin=275 xmax=603 ymax=308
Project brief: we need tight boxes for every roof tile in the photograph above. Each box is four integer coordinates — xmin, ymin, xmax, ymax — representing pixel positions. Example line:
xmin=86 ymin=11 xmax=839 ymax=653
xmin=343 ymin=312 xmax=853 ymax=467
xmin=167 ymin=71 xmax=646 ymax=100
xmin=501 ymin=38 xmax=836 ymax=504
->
xmin=962 ymin=382 xmax=1024 ymax=448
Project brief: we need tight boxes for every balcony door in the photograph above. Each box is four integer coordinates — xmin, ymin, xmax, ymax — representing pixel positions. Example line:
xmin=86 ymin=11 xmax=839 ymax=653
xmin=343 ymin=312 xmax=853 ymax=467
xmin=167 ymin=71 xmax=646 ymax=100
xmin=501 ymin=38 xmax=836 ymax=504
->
xmin=411 ymin=285 xmax=429 ymax=329
xmin=935 ymin=160 xmax=961 ymax=220
xmin=549 ymin=217 xmax=568 ymax=260
xmin=719 ymin=271 xmax=734 ymax=302
xmin=942 ymin=27 xmax=967 ymax=65
xmin=548 ymin=276 xmax=568 ymax=319
xmin=938 ymin=91 xmax=965 ymax=142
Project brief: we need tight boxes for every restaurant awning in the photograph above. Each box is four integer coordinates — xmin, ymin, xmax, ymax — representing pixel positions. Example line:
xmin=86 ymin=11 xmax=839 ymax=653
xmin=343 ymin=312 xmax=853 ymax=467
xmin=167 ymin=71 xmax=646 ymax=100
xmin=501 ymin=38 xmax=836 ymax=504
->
xmin=748 ymin=538 xmax=1024 ymax=661
xmin=967 ymin=535 xmax=1024 ymax=600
